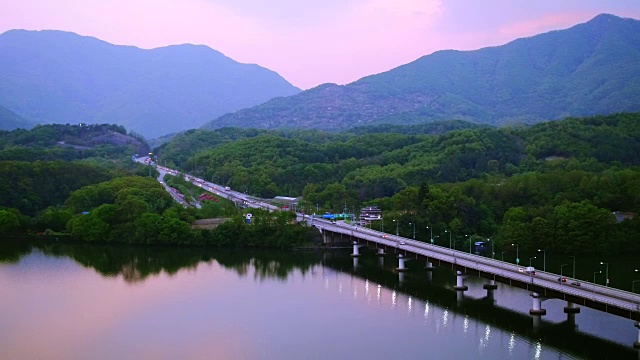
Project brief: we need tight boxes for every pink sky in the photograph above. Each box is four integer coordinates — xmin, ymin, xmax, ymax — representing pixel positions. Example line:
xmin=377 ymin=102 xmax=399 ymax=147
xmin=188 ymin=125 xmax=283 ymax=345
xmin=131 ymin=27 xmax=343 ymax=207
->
xmin=1 ymin=0 xmax=639 ymax=89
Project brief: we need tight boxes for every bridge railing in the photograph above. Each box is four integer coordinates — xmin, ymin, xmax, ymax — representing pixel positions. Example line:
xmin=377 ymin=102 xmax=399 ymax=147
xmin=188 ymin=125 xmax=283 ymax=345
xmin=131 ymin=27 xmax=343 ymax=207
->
xmin=319 ymin=220 xmax=640 ymax=306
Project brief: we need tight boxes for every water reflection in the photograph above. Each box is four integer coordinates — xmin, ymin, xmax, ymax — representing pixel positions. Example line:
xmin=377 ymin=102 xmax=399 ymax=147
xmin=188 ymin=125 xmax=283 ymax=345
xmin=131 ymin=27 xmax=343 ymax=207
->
xmin=1 ymin=242 xmax=638 ymax=359
xmin=1 ymin=240 xmax=322 ymax=283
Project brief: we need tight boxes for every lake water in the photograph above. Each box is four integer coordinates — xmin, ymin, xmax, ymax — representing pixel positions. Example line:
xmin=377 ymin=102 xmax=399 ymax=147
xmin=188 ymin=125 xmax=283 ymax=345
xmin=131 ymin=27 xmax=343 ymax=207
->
xmin=0 ymin=241 xmax=638 ymax=359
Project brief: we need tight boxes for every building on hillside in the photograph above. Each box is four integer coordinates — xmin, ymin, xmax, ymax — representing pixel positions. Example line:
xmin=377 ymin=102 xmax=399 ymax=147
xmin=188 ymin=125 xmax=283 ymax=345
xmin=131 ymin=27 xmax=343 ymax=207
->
xmin=612 ymin=211 xmax=636 ymax=222
xmin=360 ymin=206 xmax=382 ymax=222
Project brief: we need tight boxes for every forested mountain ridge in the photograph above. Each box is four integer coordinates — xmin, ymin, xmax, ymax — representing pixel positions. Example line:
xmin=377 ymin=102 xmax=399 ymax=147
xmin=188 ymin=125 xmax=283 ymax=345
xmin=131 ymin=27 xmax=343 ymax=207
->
xmin=0 ymin=105 xmax=33 ymax=131
xmin=203 ymin=14 xmax=640 ymax=131
xmin=0 ymin=123 xmax=148 ymax=161
xmin=0 ymin=30 xmax=300 ymax=138
xmin=160 ymin=112 xmax=640 ymax=254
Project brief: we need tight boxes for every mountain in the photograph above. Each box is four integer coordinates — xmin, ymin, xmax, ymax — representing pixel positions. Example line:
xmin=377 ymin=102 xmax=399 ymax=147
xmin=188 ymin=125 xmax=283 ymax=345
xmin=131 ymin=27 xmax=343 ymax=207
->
xmin=0 ymin=104 xmax=34 ymax=130
xmin=0 ymin=30 xmax=300 ymax=138
xmin=203 ymin=14 xmax=640 ymax=131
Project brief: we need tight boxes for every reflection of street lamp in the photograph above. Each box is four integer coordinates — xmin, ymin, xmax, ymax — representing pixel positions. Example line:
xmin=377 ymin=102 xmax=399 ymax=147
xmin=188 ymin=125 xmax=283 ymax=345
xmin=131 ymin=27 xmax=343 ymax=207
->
xmin=512 ymin=243 xmax=519 ymax=265
xmin=600 ymin=261 xmax=609 ymax=287
xmin=538 ymin=249 xmax=546 ymax=271
xmin=409 ymin=222 xmax=416 ymax=239
xmin=594 ymin=270 xmax=601 ymax=284
xmin=426 ymin=226 xmax=433 ymax=244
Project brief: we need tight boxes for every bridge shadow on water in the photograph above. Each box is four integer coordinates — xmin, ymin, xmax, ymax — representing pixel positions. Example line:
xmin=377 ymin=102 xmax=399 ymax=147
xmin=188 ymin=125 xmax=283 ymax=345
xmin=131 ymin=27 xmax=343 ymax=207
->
xmin=322 ymin=249 xmax=638 ymax=360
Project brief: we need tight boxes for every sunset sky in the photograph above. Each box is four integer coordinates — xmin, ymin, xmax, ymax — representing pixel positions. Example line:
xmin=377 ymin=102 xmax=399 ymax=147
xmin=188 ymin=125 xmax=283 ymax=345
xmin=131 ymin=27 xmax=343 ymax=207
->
xmin=1 ymin=0 xmax=639 ymax=89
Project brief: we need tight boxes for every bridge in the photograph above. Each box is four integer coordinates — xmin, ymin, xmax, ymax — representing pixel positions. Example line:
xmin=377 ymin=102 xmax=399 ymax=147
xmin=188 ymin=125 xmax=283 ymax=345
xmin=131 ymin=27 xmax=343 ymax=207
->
xmin=144 ymin=158 xmax=640 ymax=348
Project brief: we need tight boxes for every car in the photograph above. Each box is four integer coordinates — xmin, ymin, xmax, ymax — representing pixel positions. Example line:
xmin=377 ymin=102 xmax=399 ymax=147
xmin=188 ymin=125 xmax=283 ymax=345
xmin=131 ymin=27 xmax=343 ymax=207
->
xmin=382 ymin=234 xmax=388 ymax=238
xmin=557 ymin=277 xmax=567 ymax=283
xmin=570 ymin=281 xmax=581 ymax=287
xmin=399 ymin=241 xmax=406 ymax=246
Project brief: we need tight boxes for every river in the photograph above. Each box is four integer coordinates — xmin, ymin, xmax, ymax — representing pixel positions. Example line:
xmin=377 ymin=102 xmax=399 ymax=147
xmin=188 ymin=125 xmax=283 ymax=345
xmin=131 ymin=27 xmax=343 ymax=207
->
xmin=0 ymin=240 xmax=638 ymax=359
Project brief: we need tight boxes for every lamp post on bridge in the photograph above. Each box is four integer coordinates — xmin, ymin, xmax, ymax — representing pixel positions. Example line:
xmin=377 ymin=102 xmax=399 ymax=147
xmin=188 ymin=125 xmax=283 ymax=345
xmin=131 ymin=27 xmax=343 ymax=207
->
xmin=426 ymin=226 xmax=433 ymax=244
xmin=633 ymin=269 xmax=639 ymax=293
xmin=538 ymin=249 xmax=546 ymax=272
xmin=560 ymin=264 xmax=568 ymax=284
xmin=466 ymin=234 xmax=471 ymax=253
xmin=409 ymin=222 xmax=416 ymax=239
xmin=393 ymin=219 xmax=398 ymax=236
xmin=600 ymin=261 xmax=609 ymax=287
xmin=501 ymin=251 xmax=508 ymax=261
xmin=445 ymin=230 xmax=452 ymax=249
xmin=529 ymin=256 xmax=536 ymax=267
xmin=488 ymin=238 xmax=494 ymax=259
xmin=512 ymin=243 xmax=519 ymax=265
xmin=594 ymin=270 xmax=601 ymax=285
xmin=570 ymin=255 xmax=576 ymax=278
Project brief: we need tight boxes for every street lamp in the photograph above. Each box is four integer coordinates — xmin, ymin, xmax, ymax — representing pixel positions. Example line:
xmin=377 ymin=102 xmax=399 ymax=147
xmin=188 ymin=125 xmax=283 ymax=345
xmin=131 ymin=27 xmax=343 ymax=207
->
xmin=466 ymin=234 xmax=471 ymax=253
xmin=393 ymin=219 xmax=399 ymax=236
xmin=426 ymin=226 xmax=433 ymax=244
xmin=381 ymin=217 xmax=384 ymax=232
xmin=600 ymin=261 xmax=609 ymax=287
xmin=529 ymin=256 xmax=536 ymax=267
xmin=445 ymin=230 xmax=452 ymax=249
xmin=569 ymin=255 xmax=576 ymax=278
xmin=511 ymin=243 xmax=519 ymax=265
xmin=537 ymin=249 xmax=546 ymax=272
xmin=488 ymin=238 xmax=494 ymax=259
xmin=409 ymin=222 xmax=416 ymax=239
xmin=594 ymin=270 xmax=601 ymax=284
xmin=633 ymin=269 xmax=639 ymax=293
xmin=501 ymin=251 xmax=508 ymax=261
xmin=560 ymin=264 xmax=568 ymax=283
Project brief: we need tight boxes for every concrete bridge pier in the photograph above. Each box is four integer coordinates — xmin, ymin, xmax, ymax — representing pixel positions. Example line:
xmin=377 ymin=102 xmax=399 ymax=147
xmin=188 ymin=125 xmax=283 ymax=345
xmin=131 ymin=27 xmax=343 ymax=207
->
xmin=634 ymin=321 xmax=640 ymax=349
xmin=529 ymin=292 xmax=547 ymax=315
xmin=564 ymin=301 xmax=580 ymax=314
xmin=396 ymin=254 xmax=408 ymax=272
xmin=532 ymin=314 xmax=542 ymax=334
xmin=456 ymin=289 xmax=464 ymax=307
xmin=426 ymin=271 xmax=433 ymax=283
xmin=353 ymin=257 xmax=359 ymax=270
xmin=483 ymin=280 xmax=497 ymax=302
xmin=350 ymin=241 xmax=362 ymax=257
xmin=378 ymin=256 xmax=384 ymax=267
xmin=454 ymin=270 xmax=468 ymax=291
xmin=398 ymin=272 xmax=405 ymax=284
xmin=483 ymin=279 xmax=497 ymax=290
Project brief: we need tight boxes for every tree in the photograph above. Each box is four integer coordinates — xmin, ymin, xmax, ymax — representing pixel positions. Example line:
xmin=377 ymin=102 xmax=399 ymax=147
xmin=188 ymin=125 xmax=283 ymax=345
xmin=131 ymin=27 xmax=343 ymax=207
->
xmin=0 ymin=209 xmax=20 ymax=234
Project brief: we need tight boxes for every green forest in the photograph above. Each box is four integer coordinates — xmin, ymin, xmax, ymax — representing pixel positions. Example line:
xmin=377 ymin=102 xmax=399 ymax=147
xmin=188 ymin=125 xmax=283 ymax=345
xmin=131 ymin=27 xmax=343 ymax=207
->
xmin=156 ymin=112 xmax=640 ymax=255
xmin=2 ymin=115 xmax=640 ymax=254
xmin=0 ymin=123 xmax=314 ymax=248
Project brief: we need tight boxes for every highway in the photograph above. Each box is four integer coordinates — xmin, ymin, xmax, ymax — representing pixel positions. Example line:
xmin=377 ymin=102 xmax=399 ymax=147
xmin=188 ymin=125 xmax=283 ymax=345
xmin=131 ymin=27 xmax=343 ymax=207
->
xmin=139 ymin=157 xmax=640 ymax=320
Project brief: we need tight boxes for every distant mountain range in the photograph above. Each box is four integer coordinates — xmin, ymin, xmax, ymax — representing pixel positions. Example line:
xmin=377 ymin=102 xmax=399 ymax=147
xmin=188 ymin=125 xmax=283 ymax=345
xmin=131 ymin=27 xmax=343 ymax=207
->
xmin=203 ymin=14 xmax=640 ymax=131
xmin=0 ymin=104 xmax=33 ymax=131
xmin=0 ymin=30 xmax=300 ymax=138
